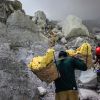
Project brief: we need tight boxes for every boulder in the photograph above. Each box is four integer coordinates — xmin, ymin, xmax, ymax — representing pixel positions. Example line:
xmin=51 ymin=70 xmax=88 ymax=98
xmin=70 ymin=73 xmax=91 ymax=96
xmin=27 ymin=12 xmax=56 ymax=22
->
xmin=32 ymin=11 xmax=47 ymax=30
xmin=7 ymin=10 xmax=37 ymax=31
xmin=6 ymin=10 xmax=41 ymax=47
xmin=62 ymin=15 xmax=90 ymax=38
xmin=60 ymin=37 xmax=67 ymax=44
xmin=65 ymin=37 xmax=95 ymax=49
xmin=74 ymin=37 xmax=84 ymax=47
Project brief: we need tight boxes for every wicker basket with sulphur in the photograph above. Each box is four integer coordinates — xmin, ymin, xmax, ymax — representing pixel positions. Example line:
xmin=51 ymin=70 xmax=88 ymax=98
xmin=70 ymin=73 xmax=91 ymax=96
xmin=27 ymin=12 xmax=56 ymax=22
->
xmin=28 ymin=48 xmax=59 ymax=83
xmin=66 ymin=43 xmax=93 ymax=69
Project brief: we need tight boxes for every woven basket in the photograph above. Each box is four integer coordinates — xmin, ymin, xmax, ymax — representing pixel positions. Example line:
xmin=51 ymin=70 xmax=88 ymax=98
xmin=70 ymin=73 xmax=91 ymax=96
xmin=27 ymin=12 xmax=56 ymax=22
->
xmin=32 ymin=62 xmax=59 ymax=83
xmin=81 ymin=55 xmax=93 ymax=69
xmin=75 ymin=54 xmax=93 ymax=69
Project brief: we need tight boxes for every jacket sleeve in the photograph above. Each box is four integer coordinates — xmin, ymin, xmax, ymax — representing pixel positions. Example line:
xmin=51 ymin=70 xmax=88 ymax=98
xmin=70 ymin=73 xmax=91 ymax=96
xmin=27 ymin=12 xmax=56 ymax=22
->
xmin=72 ymin=57 xmax=87 ymax=71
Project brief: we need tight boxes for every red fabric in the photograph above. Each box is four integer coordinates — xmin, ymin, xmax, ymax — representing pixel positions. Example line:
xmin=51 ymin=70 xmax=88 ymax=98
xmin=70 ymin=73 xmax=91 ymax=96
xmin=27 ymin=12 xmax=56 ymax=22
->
xmin=96 ymin=47 xmax=100 ymax=55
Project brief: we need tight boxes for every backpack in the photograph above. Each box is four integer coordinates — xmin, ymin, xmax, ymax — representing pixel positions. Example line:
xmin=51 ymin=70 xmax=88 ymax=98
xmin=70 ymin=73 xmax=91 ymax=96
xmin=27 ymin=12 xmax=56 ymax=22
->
xmin=96 ymin=47 xmax=100 ymax=55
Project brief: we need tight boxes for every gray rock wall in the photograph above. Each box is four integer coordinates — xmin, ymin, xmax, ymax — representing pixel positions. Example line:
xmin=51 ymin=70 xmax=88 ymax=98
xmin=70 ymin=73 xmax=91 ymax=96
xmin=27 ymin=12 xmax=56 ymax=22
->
xmin=6 ymin=10 xmax=43 ymax=47
xmin=0 ymin=42 xmax=39 ymax=100
xmin=0 ymin=10 xmax=48 ymax=100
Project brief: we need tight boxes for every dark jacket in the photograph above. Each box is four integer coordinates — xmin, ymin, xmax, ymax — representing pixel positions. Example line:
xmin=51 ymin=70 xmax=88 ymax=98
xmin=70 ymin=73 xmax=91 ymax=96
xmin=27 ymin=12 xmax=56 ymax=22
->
xmin=54 ymin=57 xmax=87 ymax=93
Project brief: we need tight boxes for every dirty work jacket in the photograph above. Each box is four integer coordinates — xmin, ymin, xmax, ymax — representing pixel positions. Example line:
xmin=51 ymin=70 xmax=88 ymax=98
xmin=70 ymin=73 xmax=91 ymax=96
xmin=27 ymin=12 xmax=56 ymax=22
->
xmin=54 ymin=57 xmax=87 ymax=93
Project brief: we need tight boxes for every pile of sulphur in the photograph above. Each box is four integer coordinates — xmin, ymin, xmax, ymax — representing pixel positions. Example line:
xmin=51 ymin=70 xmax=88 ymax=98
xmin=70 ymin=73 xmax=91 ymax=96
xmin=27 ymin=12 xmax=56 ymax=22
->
xmin=28 ymin=48 xmax=55 ymax=71
xmin=66 ymin=42 xmax=92 ymax=56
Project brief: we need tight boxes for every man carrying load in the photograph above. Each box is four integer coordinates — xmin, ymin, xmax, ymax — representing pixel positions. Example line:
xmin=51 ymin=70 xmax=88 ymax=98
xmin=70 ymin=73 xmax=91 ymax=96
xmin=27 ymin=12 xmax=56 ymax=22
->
xmin=54 ymin=51 xmax=87 ymax=100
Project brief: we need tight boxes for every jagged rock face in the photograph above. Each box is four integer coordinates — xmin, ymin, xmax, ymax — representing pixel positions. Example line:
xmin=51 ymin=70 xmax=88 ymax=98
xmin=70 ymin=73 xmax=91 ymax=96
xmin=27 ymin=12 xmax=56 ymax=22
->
xmin=0 ymin=0 xmax=23 ymax=23
xmin=0 ymin=0 xmax=6 ymax=23
xmin=6 ymin=0 xmax=22 ymax=12
xmin=7 ymin=10 xmax=37 ymax=31
xmin=62 ymin=15 xmax=90 ymax=38
xmin=7 ymin=0 xmax=23 ymax=17
xmin=6 ymin=10 xmax=41 ymax=47
xmin=0 ymin=10 xmax=50 ymax=100
xmin=11 ymin=0 xmax=22 ymax=10
xmin=0 ymin=58 xmax=39 ymax=100
xmin=32 ymin=11 xmax=47 ymax=31
xmin=0 ymin=9 xmax=50 ymax=99
xmin=34 ymin=11 xmax=46 ymax=21
xmin=0 ymin=43 xmax=41 ymax=100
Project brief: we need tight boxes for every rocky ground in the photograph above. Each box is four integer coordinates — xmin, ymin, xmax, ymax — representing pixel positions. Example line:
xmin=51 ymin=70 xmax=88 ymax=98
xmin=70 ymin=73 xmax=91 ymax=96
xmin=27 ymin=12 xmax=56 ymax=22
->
xmin=0 ymin=0 xmax=100 ymax=100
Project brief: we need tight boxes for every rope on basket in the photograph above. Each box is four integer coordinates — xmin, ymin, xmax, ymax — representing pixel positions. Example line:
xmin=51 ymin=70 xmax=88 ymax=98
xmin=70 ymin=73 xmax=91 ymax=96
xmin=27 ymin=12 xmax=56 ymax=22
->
xmin=53 ymin=52 xmax=60 ymax=78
